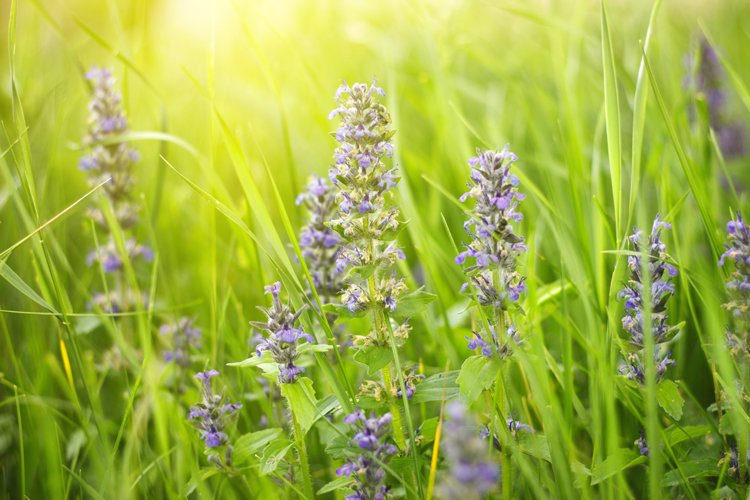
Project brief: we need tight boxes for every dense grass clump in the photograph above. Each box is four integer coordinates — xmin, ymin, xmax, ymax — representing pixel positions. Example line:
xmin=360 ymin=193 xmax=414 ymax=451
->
xmin=2 ymin=0 xmax=750 ymax=498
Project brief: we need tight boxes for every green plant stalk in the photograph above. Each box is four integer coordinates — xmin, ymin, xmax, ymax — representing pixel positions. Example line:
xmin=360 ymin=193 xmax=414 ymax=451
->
xmin=289 ymin=400 xmax=314 ymax=500
xmin=384 ymin=312 xmax=424 ymax=500
xmin=639 ymin=218 xmax=661 ymax=499
xmin=368 ymin=270 xmax=407 ymax=450
xmin=381 ymin=362 xmax=407 ymax=451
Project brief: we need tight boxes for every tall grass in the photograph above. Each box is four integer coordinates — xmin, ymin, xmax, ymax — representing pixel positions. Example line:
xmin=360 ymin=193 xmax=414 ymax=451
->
xmin=1 ymin=0 xmax=750 ymax=498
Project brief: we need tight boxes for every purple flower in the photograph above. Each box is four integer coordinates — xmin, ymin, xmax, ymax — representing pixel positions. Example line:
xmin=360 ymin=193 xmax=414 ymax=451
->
xmin=160 ymin=317 xmax=202 ymax=367
xmin=251 ymin=282 xmax=316 ymax=384
xmin=296 ymin=176 xmax=344 ymax=300
xmin=438 ymin=402 xmax=499 ymax=498
xmin=336 ymin=410 xmax=397 ymax=499
xmin=327 ymin=82 xmax=411 ymax=345
xmin=456 ymin=146 xmax=527 ymax=316
xmin=618 ymin=215 xmax=679 ymax=361
xmin=635 ymin=432 xmax=649 ymax=456
xmin=686 ymin=38 xmax=746 ymax=160
xmin=188 ymin=370 xmax=241 ymax=460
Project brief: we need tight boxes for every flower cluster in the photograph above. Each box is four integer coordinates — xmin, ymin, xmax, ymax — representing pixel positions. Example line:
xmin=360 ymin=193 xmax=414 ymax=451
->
xmin=251 ymin=282 xmax=315 ymax=384
xmin=327 ymin=82 xmax=408 ymax=336
xmin=438 ymin=402 xmax=499 ymax=500
xmin=85 ymin=239 xmax=153 ymax=273
xmin=188 ymin=370 xmax=241 ymax=469
xmin=635 ymin=432 xmax=649 ymax=457
xmin=160 ymin=317 xmax=202 ymax=367
xmin=80 ymin=67 xmax=150 ymax=314
xmin=617 ymin=215 xmax=679 ymax=383
xmin=466 ymin=323 xmax=522 ymax=359
xmin=456 ymin=146 xmax=527 ymax=355
xmin=296 ymin=176 xmax=344 ymax=300
xmin=619 ymin=351 xmax=675 ymax=384
xmin=336 ymin=410 xmax=397 ymax=500
xmin=719 ymin=215 xmax=750 ymax=334
xmin=80 ymin=67 xmax=141 ymax=228
xmin=686 ymin=38 xmax=745 ymax=160
xmin=456 ymin=147 xmax=527 ymax=305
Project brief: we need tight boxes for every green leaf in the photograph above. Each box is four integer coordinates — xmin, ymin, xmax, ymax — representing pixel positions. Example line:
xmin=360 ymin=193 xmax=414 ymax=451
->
xmin=353 ymin=345 xmax=393 ymax=375
xmin=664 ymin=425 xmax=711 ymax=447
xmin=456 ymin=355 xmax=501 ymax=403
xmin=518 ymin=434 xmax=552 ymax=463
xmin=321 ymin=302 xmax=367 ymax=318
xmin=660 ymin=458 xmax=719 ymax=486
xmin=591 ymin=449 xmax=646 ymax=485
xmin=0 ymin=259 xmax=59 ymax=314
xmin=226 ymin=352 xmax=278 ymax=378
xmin=410 ymin=371 xmax=459 ymax=403
xmin=316 ymin=476 xmax=353 ymax=495
xmin=417 ymin=417 xmax=439 ymax=444
xmin=656 ymin=380 xmax=684 ymax=421
xmin=297 ymin=343 xmax=333 ymax=354
xmin=281 ymin=377 xmax=318 ymax=435
xmin=324 ymin=434 xmax=352 ymax=460
xmin=233 ymin=428 xmax=283 ymax=465
xmin=259 ymin=438 xmax=294 ymax=475
xmin=391 ymin=287 xmax=437 ymax=319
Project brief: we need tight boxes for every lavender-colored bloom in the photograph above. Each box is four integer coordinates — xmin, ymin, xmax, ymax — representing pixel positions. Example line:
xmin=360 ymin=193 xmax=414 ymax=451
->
xmin=395 ymin=367 xmax=425 ymax=400
xmin=80 ymin=66 xmax=152 ymax=314
xmin=160 ymin=317 xmax=202 ymax=367
xmin=336 ymin=410 xmax=397 ymax=499
xmin=88 ymin=289 xmax=148 ymax=314
xmin=686 ymin=38 xmax=746 ymax=159
xmin=327 ymin=82 xmax=410 ymax=342
xmin=456 ymin=146 xmax=526 ymax=310
xmin=297 ymin=176 xmax=344 ymax=299
xmin=506 ymin=418 xmax=533 ymax=438
xmin=188 ymin=370 xmax=241 ymax=464
xmin=617 ymin=215 xmax=679 ymax=382
xmin=81 ymin=67 xmax=140 ymax=219
xmin=85 ymin=239 xmax=153 ymax=273
xmin=466 ymin=323 xmax=523 ymax=359
xmin=251 ymin=282 xmax=315 ymax=384
xmin=437 ymin=402 xmax=499 ymax=500
xmin=635 ymin=432 xmax=649 ymax=457
xmin=619 ymin=351 xmax=674 ymax=384
xmin=718 ymin=444 xmax=750 ymax=482
xmin=719 ymin=215 xmax=750 ymax=344
xmin=456 ymin=147 xmax=527 ymax=359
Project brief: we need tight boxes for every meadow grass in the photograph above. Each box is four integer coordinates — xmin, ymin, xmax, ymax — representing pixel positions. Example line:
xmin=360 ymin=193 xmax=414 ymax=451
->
xmin=1 ymin=0 xmax=750 ymax=498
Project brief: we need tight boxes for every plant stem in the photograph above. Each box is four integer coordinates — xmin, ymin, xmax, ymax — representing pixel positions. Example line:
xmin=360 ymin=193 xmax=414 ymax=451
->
xmin=382 ymin=363 xmax=407 ymax=450
xmin=384 ymin=312 xmax=424 ymax=499
xmin=289 ymin=404 xmax=314 ymax=500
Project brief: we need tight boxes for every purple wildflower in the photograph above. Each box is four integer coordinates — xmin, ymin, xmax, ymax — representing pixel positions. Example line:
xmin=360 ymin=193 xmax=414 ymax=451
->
xmin=438 ymin=402 xmax=499 ymax=499
xmin=465 ymin=323 xmax=523 ymax=359
xmin=720 ymin=214 xmax=750 ymax=330
xmin=296 ymin=176 xmax=344 ymax=299
xmin=327 ymin=82 xmax=410 ymax=342
xmin=395 ymin=367 xmax=425 ymax=399
xmin=81 ymin=67 xmax=141 ymax=225
xmin=617 ymin=215 xmax=679 ymax=383
xmin=251 ymin=282 xmax=315 ymax=384
xmin=456 ymin=146 xmax=526 ymax=309
xmin=160 ymin=317 xmax=202 ymax=367
xmin=635 ymin=432 xmax=649 ymax=457
xmin=188 ymin=370 xmax=241 ymax=469
xmin=80 ymin=66 xmax=151 ymax=314
xmin=336 ymin=410 xmax=397 ymax=499
xmin=686 ymin=38 xmax=746 ymax=159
